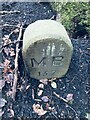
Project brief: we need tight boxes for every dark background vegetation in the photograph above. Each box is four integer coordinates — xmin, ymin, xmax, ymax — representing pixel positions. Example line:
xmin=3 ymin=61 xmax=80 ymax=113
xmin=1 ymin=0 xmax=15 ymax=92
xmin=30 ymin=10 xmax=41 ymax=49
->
xmin=52 ymin=2 xmax=90 ymax=38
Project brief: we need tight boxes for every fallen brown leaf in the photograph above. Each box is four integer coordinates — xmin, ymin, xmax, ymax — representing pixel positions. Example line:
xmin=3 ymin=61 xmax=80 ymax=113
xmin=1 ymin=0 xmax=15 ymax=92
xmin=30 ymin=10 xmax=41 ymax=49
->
xmin=37 ymin=90 xmax=43 ymax=96
xmin=13 ymin=28 xmax=19 ymax=33
xmin=4 ymin=59 xmax=10 ymax=67
xmin=40 ymin=79 xmax=48 ymax=85
xmin=33 ymin=104 xmax=47 ymax=116
xmin=9 ymin=48 xmax=15 ymax=56
xmin=38 ymin=84 xmax=44 ymax=89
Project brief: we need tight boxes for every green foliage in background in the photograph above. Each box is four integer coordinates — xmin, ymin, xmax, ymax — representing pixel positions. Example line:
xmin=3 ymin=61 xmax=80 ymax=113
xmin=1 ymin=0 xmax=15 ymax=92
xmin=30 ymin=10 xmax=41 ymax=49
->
xmin=51 ymin=2 xmax=90 ymax=38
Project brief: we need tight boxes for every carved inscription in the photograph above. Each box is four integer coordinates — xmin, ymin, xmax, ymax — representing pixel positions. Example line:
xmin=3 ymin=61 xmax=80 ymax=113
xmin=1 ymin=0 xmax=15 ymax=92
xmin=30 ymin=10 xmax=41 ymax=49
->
xmin=30 ymin=43 xmax=65 ymax=77
xmin=52 ymin=56 xmax=64 ymax=66
xmin=38 ymin=70 xmax=56 ymax=76
xmin=31 ymin=57 xmax=46 ymax=67
xmin=31 ymin=56 xmax=64 ymax=67
xmin=31 ymin=43 xmax=65 ymax=67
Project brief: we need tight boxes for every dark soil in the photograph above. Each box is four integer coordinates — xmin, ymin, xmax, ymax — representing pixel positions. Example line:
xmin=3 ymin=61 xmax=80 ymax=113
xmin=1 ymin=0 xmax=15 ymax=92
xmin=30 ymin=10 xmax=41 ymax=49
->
xmin=0 ymin=2 xmax=90 ymax=120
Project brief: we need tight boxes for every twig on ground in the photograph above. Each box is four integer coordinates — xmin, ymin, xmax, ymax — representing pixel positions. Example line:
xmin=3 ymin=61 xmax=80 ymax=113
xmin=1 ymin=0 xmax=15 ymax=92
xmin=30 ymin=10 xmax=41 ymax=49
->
xmin=0 ymin=31 xmax=14 ymax=53
xmin=0 ymin=24 xmax=26 ymax=29
xmin=53 ymin=92 xmax=68 ymax=103
xmin=0 ymin=10 xmax=20 ymax=15
xmin=0 ymin=25 xmax=23 ymax=53
xmin=53 ymin=91 xmax=79 ymax=119
xmin=87 ymin=48 xmax=90 ymax=50
xmin=67 ymin=105 xmax=79 ymax=119
xmin=50 ymin=15 xmax=56 ymax=20
xmin=1 ymin=40 xmax=23 ymax=49
xmin=51 ymin=112 xmax=59 ymax=120
xmin=11 ymin=24 xmax=23 ymax=100
xmin=48 ymin=78 xmax=57 ymax=82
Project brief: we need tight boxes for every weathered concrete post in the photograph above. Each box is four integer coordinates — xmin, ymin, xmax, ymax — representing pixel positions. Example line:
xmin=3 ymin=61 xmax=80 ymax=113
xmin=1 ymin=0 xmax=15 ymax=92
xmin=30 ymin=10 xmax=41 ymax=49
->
xmin=22 ymin=20 xmax=73 ymax=80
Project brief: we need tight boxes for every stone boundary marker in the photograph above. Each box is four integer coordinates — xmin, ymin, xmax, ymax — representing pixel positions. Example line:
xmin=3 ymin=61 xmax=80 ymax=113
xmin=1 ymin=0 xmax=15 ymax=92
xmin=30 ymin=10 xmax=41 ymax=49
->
xmin=22 ymin=20 xmax=73 ymax=80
